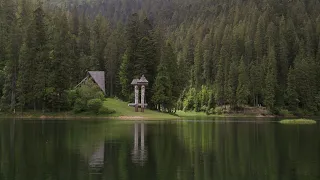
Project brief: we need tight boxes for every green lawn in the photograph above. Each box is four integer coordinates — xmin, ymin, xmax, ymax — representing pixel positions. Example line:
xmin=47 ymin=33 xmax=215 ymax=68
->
xmin=4 ymin=98 xmax=178 ymax=120
xmin=103 ymin=98 xmax=178 ymax=120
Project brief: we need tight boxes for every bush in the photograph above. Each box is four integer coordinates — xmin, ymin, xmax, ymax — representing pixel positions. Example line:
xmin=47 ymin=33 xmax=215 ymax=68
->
xmin=95 ymin=91 xmax=105 ymax=101
xmin=87 ymin=99 xmax=103 ymax=114
xmin=77 ymin=79 xmax=104 ymax=101
xmin=67 ymin=90 xmax=77 ymax=107
xmin=73 ymin=98 xmax=87 ymax=113
xmin=206 ymin=108 xmax=214 ymax=115
xmin=200 ymin=105 xmax=207 ymax=112
xmin=98 ymin=106 xmax=115 ymax=114
xmin=87 ymin=99 xmax=102 ymax=114
xmin=214 ymin=107 xmax=223 ymax=115
xmin=278 ymin=109 xmax=293 ymax=117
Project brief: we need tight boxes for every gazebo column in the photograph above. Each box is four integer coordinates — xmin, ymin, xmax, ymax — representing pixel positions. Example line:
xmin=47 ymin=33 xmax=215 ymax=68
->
xmin=134 ymin=85 xmax=139 ymax=112
xmin=141 ymin=85 xmax=145 ymax=112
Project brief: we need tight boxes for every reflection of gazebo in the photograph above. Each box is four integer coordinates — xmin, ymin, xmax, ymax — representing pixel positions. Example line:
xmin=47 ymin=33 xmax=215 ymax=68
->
xmin=75 ymin=71 xmax=106 ymax=94
xmin=131 ymin=122 xmax=148 ymax=166
xmin=88 ymin=143 xmax=105 ymax=171
xmin=129 ymin=75 xmax=149 ymax=112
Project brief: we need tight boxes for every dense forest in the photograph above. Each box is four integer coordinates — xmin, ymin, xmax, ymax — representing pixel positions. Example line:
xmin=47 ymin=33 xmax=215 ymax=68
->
xmin=1 ymin=0 xmax=320 ymax=115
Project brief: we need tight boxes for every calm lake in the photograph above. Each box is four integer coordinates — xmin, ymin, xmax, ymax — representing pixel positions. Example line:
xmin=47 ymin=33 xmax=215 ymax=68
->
xmin=2 ymin=118 xmax=320 ymax=180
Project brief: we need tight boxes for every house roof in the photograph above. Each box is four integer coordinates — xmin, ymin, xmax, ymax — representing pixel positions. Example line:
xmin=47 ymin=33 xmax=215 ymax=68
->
xmin=88 ymin=71 xmax=105 ymax=94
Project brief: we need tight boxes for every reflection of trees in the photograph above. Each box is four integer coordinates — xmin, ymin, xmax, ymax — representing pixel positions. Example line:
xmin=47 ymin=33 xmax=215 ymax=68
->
xmin=2 ymin=120 xmax=320 ymax=180
xmin=177 ymin=121 xmax=320 ymax=180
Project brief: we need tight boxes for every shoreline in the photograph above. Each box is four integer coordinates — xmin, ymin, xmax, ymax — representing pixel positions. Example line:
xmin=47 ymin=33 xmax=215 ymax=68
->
xmin=0 ymin=112 xmax=282 ymax=120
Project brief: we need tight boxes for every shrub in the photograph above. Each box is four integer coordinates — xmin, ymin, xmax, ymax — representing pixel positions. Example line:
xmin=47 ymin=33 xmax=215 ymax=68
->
xmin=77 ymin=79 xmax=104 ymax=101
xmin=206 ymin=108 xmax=214 ymax=115
xmin=98 ymin=106 xmax=115 ymax=114
xmin=73 ymin=98 xmax=87 ymax=113
xmin=95 ymin=91 xmax=105 ymax=101
xmin=200 ymin=105 xmax=207 ymax=112
xmin=214 ymin=107 xmax=223 ymax=115
xmin=87 ymin=99 xmax=103 ymax=114
xmin=67 ymin=90 xmax=77 ymax=107
xmin=278 ymin=109 xmax=293 ymax=117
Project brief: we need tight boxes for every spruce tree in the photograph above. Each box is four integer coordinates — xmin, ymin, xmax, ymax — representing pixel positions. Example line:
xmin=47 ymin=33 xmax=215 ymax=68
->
xmin=152 ymin=48 xmax=172 ymax=111
xmin=227 ymin=61 xmax=238 ymax=109
xmin=236 ymin=58 xmax=250 ymax=107
xmin=286 ymin=67 xmax=298 ymax=111
xmin=49 ymin=12 xmax=73 ymax=111
xmin=193 ymin=41 xmax=203 ymax=89
xmin=264 ymin=47 xmax=277 ymax=110
xmin=91 ymin=14 xmax=109 ymax=71
xmin=119 ymin=52 xmax=130 ymax=101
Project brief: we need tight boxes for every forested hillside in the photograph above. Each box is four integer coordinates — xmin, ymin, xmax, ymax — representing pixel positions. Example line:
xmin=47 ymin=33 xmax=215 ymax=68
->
xmin=1 ymin=0 xmax=320 ymax=115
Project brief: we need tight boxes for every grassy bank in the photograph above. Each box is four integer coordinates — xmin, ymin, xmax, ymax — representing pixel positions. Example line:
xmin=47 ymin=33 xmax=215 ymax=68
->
xmin=3 ymin=98 xmax=178 ymax=120
xmin=279 ymin=119 xmax=317 ymax=124
xmin=175 ymin=110 xmax=273 ymax=118
xmin=102 ymin=98 xmax=178 ymax=120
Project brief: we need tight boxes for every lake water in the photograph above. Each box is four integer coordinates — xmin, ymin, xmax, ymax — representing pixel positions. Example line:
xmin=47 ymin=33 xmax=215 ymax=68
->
xmin=1 ymin=118 xmax=320 ymax=180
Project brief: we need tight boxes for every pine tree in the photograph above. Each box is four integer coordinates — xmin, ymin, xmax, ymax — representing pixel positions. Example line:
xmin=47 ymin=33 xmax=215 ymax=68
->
xmin=227 ymin=61 xmax=238 ymax=109
xmin=16 ymin=5 xmax=49 ymax=111
xmin=215 ymin=56 xmax=225 ymax=106
xmin=119 ymin=52 xmax=130 ymax=101
xmin=264 ymin=47 xmax=277 ymax=110
xmin=152 ymin=50 xmax=172 ymax=111
xmin=193 ymin=41 xmax=203 ymax=89
xmin=286 ymin=67 xmax=298 ymax=111
xmin=277 ymin=16 xmax=288 ymax=106
xmin=49 ymin=12 xmax=73 ymax=111
xmin=236 ymin=58 xmax=250 ymax=106
xmin=91 ymin=14 xmax=109 ymax=71
xmin=0 ymin=0 xmax=19 ymax=112
xmin=294 ymin=48 xmax=318 ymax=113
xmin=16 ymin=43 xmax=29 ymax=110
xmin=202 ymin=34 xmax=213 ymax=85
xmin=78 ymin=13 xmax=91 ymax=77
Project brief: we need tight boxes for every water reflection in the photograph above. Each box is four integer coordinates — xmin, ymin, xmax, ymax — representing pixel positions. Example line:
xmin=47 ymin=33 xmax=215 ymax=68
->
xmin=132 ymin=122 xmax=147 ymax=166
xmin=1 ymin=119 xmax=320 ymax=180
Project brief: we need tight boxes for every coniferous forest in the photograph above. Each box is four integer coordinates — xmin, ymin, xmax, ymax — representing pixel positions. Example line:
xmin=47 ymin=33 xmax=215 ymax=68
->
xmin=1 ymin=0 xmax=320 ymax=115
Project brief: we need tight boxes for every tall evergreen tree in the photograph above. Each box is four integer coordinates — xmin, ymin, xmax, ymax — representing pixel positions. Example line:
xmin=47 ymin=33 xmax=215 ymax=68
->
xmin=264 ymin=46 xmax=277 ymax=110
xmin=227 ymin=61 xmax=238 ymax=109
xmin=16 ymin=5 xmax=49 ymax=111
xmin=286 ymin=67 xmax=298 ymax=111
xmin=91 ymin=14 xmax=109 ymax=71
xmin=119 ymin=52 xmax=130 ymax=101
xmin=152 ymin=42 xmax=177 ymax=111
xmin=236 ymin=58 xmax=250 ymax=106
xmin=49 ymin=12 xmax=73 ymax=111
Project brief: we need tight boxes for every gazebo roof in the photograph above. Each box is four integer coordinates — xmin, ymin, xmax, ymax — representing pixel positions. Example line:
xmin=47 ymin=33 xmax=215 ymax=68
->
xmin=138 ymin=75 xmax=148 ymax=84
xmin=88 ymin=71 xmax=105 ymax=94
xmin=131 ymin=75 xmax=149 ymax=86
xmin=131 ymin=79 xmax=140 ymax=85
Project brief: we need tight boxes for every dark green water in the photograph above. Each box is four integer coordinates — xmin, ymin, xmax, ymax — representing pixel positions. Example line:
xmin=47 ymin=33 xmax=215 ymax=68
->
xmin=1 ymin=118 xmax=320 ymax=180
